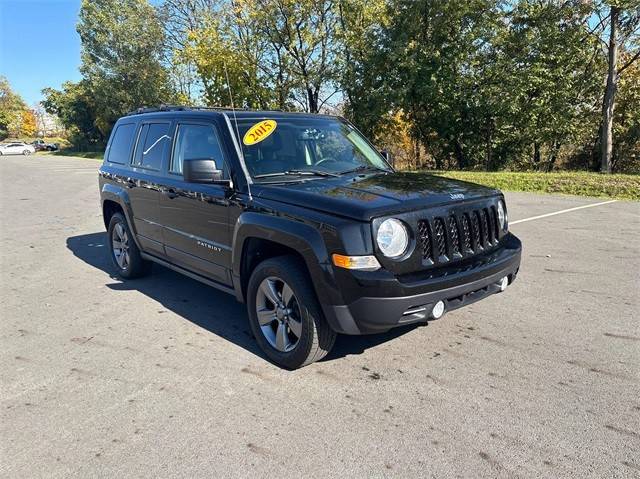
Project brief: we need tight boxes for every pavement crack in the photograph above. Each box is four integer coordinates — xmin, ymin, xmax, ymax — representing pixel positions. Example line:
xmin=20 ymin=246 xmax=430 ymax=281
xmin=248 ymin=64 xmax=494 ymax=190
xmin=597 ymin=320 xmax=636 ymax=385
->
xmin=604 ymin=425 xmax=640 ymax=440
xmin=604 ymin=332 xmax=640 ymax=342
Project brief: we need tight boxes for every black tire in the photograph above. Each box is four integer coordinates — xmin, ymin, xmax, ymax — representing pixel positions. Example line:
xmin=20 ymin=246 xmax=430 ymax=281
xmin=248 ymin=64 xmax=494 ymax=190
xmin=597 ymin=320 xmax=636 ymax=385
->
xmin=23 ymin=150 xmax=31 ymax=156
xmin=107 ymin=212 xmax=151 ymax=279
xmin=247 ymin=255 xmax=336 ymax=369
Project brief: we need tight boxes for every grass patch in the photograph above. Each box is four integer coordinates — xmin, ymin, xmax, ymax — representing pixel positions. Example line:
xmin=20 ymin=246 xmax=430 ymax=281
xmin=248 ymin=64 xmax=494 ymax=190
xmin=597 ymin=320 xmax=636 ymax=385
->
xmin=41 ymin=149 xmax=104 ymax=160
xmin=430 ymin=170 xmax=640 ymax=201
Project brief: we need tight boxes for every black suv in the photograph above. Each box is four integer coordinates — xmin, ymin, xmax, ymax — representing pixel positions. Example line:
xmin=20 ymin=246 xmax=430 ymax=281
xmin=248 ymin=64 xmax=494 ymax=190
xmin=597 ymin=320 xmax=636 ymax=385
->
xmin=99 ymin=106 xmax=521 ymax=369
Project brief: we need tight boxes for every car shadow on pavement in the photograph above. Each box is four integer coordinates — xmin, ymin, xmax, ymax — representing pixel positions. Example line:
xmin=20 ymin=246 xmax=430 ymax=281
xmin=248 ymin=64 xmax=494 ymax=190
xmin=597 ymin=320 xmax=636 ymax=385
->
xmin=66 ymin=232 xmax=422 ymax=365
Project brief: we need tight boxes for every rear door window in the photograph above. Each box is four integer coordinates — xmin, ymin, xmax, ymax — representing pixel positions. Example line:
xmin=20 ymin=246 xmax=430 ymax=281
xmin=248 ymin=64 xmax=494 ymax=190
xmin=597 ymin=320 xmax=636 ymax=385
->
xmin=106 ymin=123 xmax=136 ymax=164
xmin=132 ymin=122 xmax=172 ymax=171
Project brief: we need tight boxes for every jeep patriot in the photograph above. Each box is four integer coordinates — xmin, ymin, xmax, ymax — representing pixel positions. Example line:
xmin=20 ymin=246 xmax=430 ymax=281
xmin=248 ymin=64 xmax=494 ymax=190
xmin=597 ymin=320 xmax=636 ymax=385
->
xmin=99 ymin=106 xmax=522 ymax=369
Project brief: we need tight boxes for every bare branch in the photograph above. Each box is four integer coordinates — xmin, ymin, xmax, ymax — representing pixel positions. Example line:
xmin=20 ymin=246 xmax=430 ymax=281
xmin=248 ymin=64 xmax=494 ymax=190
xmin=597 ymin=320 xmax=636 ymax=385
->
xmin=617 ymin=49 xmax=640 ymax=75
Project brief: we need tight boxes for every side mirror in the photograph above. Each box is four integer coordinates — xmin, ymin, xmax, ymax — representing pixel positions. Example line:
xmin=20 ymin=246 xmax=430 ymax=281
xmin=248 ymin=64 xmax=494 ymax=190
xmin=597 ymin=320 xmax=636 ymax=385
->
xmin=381 ymin=150 xmax=394 ymax=167
xmin=183 ymin=158 xmax=225 ymax=184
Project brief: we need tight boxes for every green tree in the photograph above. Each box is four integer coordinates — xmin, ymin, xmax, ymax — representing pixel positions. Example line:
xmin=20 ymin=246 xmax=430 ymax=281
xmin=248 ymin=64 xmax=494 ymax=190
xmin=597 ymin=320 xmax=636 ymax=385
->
xmin=490 ymin=0 xmax=603 ymax=171
xmin=77 ymin=0 xmax=176 ymax=137
xmin=336 ymin=0 xmax=390 ymax=139
xmin=178 ymin=0 xmax=341 ymax=112
xmin=379 ymin=0 xmax=612 ymax=171
xmin=612 ymin=50 xmax=640 ymax=172
xmin=158 ymin=0 xmax=220 ymax=102
xmin=381 ymin=0 xmax=504 ymax=169
xmin=0 ymin=76 xmax=27 ymax=140
xmin=252 ymin=0 xmax=340 ymax=112
xmin=42 ymin=81 xmax=105 ymax=148
xmin=183 ymin=3 xmax=282 ymax=109
xmin=594 ymin=1 xmax=640 ymax=172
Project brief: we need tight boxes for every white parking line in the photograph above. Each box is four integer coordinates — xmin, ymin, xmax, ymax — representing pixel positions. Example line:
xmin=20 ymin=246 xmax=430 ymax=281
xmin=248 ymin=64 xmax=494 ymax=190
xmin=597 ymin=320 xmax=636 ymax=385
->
xmin=510 ymin=199 xmax=618 ymax=225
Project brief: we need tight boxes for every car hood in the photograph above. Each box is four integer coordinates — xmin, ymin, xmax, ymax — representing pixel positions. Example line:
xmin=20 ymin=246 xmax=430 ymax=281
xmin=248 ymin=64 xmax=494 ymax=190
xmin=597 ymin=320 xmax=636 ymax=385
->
xmin=252 ymin=172 xmax=500 ymax=221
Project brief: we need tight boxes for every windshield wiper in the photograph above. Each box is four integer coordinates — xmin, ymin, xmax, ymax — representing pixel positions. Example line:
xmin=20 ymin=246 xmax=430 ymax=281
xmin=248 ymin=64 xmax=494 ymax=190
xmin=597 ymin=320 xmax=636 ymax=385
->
xmin=254 ymin=169 xmax=340 ymax=179
xmin=338 ymin=165 xmax=388 ymax=175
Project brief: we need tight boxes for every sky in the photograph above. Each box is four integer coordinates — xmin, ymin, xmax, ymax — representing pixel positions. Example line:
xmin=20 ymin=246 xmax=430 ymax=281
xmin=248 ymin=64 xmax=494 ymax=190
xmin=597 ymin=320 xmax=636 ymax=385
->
xmin=0 ymin=0 xmax=82 ymax=106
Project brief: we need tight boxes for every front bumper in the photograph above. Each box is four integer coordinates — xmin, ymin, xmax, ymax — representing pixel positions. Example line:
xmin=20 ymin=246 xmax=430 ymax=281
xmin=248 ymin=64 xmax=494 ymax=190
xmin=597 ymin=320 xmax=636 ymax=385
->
xmin=324 ymin=233 xmax=522 ymax=334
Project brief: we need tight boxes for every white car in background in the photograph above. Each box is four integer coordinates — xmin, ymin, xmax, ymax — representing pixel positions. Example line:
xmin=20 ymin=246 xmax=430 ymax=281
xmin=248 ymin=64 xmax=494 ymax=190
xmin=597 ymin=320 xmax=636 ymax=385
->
xmin=0 ymin=142 xmax=36 ymax=156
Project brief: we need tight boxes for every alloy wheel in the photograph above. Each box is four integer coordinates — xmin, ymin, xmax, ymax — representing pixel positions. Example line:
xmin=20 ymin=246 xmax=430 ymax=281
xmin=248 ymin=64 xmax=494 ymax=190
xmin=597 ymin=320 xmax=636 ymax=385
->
xmin=255 ymin=277 xmax=303 ymax=352
xmin=111 ymin=222 xmax=130 ymax=270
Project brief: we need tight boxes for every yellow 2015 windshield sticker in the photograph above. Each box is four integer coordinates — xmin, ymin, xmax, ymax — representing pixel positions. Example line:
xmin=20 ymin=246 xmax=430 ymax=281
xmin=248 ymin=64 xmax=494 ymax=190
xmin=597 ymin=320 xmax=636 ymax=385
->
xmin=243 ymin=119 xmax=277 ymax=146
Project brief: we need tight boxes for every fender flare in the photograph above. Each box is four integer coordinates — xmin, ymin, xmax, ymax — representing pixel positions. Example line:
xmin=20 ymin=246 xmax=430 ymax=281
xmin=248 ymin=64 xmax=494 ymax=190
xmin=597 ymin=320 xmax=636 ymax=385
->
xmin=100 ymin=183 xmax=143 ymax=250
xmin=231 ymin=212 xmax=341 ymax=309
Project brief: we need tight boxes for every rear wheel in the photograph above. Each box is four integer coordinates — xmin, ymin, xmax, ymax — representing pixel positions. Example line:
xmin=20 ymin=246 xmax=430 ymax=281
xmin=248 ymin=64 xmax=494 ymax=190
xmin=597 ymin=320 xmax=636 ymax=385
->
xmin=23 ymin=150 xmax=31 ymax=156
xmin=107 ymin=212 xmax=151 ymax=279
xmin=247 ymin=256 xmax=336 ymax=369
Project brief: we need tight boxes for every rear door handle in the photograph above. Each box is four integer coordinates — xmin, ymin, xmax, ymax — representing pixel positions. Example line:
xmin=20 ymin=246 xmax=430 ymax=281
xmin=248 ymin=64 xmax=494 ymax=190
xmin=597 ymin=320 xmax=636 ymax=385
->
xmin=162 ymin=188 xmax=178 ymax=199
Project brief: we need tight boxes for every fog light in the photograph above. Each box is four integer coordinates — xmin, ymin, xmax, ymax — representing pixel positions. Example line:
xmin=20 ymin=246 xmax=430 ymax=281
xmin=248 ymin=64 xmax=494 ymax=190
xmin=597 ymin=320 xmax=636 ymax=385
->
xmin=431 ymin=300 xmax=445 ymax=319
xmin=499 ymin=276 xmax=508 ymax=292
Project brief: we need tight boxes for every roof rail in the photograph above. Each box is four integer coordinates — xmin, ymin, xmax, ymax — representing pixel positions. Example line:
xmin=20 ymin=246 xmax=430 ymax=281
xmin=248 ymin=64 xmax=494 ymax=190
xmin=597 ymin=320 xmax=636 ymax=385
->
xmin=125 ymin=104 xmax=188 ymax=116
xmin=125 ymin=104 xmax=284 ymax=116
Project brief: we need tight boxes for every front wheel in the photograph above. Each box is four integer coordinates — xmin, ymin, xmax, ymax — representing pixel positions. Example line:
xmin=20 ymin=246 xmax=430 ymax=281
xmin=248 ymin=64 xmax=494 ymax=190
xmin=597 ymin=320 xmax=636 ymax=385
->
xmin=247 ymin=256 xmax=336 ymax=369
xmin=23 ymin=150 xmax=31 ymax=156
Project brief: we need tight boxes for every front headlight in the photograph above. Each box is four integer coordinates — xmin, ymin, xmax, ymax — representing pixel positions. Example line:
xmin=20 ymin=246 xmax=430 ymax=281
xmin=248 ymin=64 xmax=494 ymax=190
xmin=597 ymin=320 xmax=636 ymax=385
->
xmin=376 ymin=218 xmax=409 ymax=258
xmin=497 ymin=200 xmax=508 ymax=231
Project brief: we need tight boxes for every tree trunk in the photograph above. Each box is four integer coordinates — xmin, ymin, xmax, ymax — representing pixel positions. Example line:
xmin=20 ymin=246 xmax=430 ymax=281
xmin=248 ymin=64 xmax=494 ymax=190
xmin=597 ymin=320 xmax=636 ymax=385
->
xmin=434 ymin=150 xmax=442 ymax=170
xmin=546 ymin=141 xmax=561 ymax=172
xmin=591 ymin=125 xmax=602 ymax=171
xmin=485 ymin=130 xmax=493 ymax=171
xmin=454 ymin=139 xmax=466 ymax=169
xmin=533 ymin=142 xmax=541 ymax=167
xmin=600 ymin=6 xmax=619 ymax=174
xmin=307 ymin=87 xmax=319 ymax=113
xmin=276 ymin=64 xmax=286 ymax=110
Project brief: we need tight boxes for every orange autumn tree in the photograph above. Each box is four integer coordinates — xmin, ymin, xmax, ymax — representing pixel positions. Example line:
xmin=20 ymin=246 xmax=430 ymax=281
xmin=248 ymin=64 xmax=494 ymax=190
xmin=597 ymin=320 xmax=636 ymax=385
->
xmin=21 ymin=109 xmax=37 ymax=137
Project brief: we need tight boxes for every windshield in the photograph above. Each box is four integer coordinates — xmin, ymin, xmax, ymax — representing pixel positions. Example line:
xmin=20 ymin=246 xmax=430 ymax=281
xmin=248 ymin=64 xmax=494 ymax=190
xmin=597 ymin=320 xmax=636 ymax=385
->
xmin=234 ymin=117 xmax=391 ymax=180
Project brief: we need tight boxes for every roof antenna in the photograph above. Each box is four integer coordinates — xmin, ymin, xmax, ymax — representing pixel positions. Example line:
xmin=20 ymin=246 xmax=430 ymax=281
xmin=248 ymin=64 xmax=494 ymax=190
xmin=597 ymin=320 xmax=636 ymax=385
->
xmin=224 ymin=63 xmax=252 ymax=201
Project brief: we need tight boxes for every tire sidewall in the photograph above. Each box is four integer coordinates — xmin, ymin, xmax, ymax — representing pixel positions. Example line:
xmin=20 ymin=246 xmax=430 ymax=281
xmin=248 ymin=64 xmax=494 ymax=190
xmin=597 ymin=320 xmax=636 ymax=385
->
xmin=107 ymin=213 xmax=134 ymax=277
xmin=247 ymin=259 xmax=319 ymax=369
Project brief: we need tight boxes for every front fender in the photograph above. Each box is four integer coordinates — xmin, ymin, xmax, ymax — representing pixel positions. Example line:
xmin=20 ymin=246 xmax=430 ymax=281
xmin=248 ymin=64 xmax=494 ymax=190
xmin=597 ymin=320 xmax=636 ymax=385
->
xmin=231 ymin=212 xmax=349 ymax=331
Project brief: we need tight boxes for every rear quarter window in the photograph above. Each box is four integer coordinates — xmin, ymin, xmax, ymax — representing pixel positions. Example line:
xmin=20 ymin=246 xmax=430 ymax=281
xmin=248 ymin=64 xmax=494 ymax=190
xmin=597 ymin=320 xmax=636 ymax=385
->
xmin=106 ymin=123 xmax=136 ymax=164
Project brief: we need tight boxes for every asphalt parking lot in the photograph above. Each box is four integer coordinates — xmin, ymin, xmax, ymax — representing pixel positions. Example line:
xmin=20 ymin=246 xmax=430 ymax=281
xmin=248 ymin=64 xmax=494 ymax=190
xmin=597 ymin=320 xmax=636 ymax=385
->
xmin=1 ymin=155 xmax=638 ymax=478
